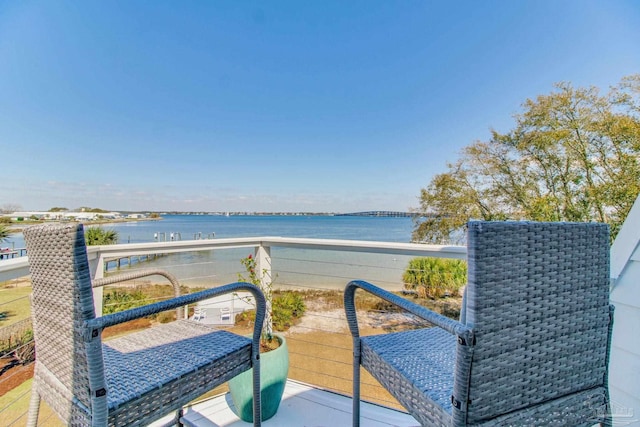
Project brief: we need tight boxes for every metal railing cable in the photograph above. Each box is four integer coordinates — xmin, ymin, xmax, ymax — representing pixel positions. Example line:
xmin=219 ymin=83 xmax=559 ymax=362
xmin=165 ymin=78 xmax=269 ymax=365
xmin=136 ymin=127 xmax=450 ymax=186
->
xmin=6 ymin=411 xmax=26 ymax=426
xmin=0 ymin=344 xmax=34 ymax=381
xmin=272 ymin=253 xmax=407 ymax=271
xmin=0 ymin=387 xmax=30 ymax=416
xmin=0 ymin=295 xmax=30 ymax=308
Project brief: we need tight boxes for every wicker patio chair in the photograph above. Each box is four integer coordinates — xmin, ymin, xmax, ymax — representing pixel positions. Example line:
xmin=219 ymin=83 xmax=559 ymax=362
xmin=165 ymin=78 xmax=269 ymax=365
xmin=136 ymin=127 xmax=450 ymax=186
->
xmin=23 ymin=223 xmax=266 ymax=427
xmin=345 ymin=221 xmax=614 ymax=426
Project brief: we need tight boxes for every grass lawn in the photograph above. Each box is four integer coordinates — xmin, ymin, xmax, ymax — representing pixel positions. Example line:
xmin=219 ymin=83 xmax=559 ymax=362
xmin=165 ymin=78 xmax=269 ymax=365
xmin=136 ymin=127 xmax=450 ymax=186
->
xmin=0 ymin=378 xmax=32 ymax=425
xmin=0 ymin=379 xmax=63 ymax=426
xmin=0 ymin=285 xmax=32 ymax=328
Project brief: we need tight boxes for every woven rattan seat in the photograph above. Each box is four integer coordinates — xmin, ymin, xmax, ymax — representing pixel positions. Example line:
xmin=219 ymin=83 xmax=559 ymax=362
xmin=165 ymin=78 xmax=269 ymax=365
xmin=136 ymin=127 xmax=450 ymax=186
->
xmin=24 ymin=223 xmax=266 ymax=427
xmin=345 ymin=221 xmax=614 ymax=426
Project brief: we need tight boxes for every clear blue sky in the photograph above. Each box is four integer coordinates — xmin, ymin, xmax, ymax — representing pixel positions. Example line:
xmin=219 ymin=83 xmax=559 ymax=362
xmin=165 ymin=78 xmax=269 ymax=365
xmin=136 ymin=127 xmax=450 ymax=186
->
xmin=1 ymin=1 xmax=639 ymax=213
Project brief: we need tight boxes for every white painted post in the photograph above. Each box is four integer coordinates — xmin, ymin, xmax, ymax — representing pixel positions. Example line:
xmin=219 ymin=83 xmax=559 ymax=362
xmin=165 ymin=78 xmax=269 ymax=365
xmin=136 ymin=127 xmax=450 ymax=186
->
xmin=255 ymin=243 xmax=273 ymax=337
xmin=89 ymin=253 xmax=106 ymax=317
xmin=255 ymin=244 xmax=272 ymax=288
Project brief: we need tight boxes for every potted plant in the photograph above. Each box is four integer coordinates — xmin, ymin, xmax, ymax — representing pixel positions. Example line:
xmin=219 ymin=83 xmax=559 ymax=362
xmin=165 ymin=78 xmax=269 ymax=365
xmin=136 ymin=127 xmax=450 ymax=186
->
xmin=228 ymin=253 xmax=289 ymax=422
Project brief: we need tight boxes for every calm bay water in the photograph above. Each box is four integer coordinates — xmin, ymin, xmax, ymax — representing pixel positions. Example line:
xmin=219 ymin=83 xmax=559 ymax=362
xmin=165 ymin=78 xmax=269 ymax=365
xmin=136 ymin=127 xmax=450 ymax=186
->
xmin=111 ymin=214 xmax=415 ymax=244
xmin=6 ymin=214 xmax=414 ymax=247
xmin=112 ymin=215 xmax=417 ymax=290
xmin=6 ymin=215 xmax=418 ymax=290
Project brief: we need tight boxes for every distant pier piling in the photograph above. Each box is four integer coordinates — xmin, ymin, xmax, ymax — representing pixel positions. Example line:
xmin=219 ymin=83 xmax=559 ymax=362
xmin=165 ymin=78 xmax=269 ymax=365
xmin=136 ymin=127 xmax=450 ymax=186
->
xmin=106 ymin=253 xmax=162 ymax=270
xmin=106 ymin=231 xmax=215 ymax=271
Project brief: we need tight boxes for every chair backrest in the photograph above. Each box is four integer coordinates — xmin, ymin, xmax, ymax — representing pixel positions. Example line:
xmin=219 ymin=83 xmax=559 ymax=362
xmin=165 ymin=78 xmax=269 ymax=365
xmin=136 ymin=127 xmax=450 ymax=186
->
xmin=24 ymin=223 xmax=100 ymax=414
xmin=463 ymin=221 xmax=611 ymax=423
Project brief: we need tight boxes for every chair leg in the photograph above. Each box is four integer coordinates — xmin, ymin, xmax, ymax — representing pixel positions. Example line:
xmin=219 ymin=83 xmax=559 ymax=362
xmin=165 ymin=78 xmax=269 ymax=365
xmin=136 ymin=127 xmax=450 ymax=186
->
xmin=353 ymin=342 xmax=361 ymax=427
xmin=253 ymin=357 xmax=262 ymax=427
xmin=600 ymin=393 xmax=613 ymax=427
xmin=26 ymin=389 xmax=41 ymax=427
xmin=600 ymin=417 xmax=613 ymax=427
xmin=353 ymin=364 xmax=360 ymax=427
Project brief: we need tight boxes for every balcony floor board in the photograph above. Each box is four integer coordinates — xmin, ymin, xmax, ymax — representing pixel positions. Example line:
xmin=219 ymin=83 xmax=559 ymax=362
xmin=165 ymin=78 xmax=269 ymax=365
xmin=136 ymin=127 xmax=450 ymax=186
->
xmin=150 ymin=379 xmax=418 ymax=427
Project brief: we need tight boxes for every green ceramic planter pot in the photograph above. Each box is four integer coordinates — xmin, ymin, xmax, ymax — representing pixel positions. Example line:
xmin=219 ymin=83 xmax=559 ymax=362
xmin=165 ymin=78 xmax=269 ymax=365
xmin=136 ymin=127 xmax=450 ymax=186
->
xmin=228 ymin=334 xmax=289 ymax=422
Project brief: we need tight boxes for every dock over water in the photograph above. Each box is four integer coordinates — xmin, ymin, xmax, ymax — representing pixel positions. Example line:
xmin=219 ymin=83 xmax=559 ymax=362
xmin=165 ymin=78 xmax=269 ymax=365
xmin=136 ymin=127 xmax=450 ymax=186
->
xmin=0 ymin=248 xmax=27 ymax=260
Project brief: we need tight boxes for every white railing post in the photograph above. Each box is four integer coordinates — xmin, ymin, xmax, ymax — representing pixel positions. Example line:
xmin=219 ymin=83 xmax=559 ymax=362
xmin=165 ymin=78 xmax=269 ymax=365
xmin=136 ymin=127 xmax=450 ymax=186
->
xmin=255 ymin=244 xmax=272 ymax=289
xmin=89 ymin=251 xmax=106 ymax=317
xmin=255 ymin=243 xmax=273 ymax=336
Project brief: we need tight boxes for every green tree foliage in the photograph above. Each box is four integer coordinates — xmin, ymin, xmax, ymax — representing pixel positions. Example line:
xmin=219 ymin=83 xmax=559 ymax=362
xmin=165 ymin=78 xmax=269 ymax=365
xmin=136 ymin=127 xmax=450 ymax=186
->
xmin=102 ymin=284 xmax=190 ymax=319
xmin=85 ymin=227 xmax=119 ymax=245
xmin=48 ymin=207 xmax=68 ymax=212
xmin=13 ymin=330 xmax=35 ymax=365
xmin=239 ymin=254 xmax=274 ymax=339
xmin=0 ymin=224 xmax=12 ymax=243
xmin=78 ymin=207 xmax=109 ymax=213
xmin=239 ymin=291 xmax=306 ymax=332
xmin=238 ymin=255 xmax=306 ymax=337
xmin=103 ymin=289 xmax=148 ymax=314
xmin=402 ymin=257 xmax=467 ymax=298
xmin=0 ymin=321 xmax=33 ymax=357
xmin=272 ymin=291 xmax=306 ymax=331
xmin=413 ymin=75 xmax=640 ymax=243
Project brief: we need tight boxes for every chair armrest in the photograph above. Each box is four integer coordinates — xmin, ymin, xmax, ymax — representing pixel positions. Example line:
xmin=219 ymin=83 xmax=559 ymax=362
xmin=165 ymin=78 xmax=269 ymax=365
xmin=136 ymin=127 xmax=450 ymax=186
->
xmin=344 ymin=280 xmax=470 ymax=339
xmin=84 ymin=282 xmax=267 ymax=353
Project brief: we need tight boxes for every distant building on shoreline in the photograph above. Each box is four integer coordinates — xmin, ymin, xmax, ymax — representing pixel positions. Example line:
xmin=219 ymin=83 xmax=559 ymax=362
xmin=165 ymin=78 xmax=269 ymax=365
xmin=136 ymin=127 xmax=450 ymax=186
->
xmin=3 ymin=211 xmax=136 ymax=221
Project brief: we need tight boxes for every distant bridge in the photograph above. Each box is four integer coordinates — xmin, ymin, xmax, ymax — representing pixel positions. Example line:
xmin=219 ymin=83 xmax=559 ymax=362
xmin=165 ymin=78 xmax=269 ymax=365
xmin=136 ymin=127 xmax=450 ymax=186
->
xmin=336 ymin=211 xmax=416 ymax=218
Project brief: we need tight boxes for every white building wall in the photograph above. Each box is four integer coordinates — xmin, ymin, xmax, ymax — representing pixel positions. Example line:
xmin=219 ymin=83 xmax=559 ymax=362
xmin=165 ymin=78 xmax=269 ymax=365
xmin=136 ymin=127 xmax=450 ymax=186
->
xmin=610 ymin=195 xmax=640 ymax=426
xmin=8 ymin=211 xmax=123 ymax=220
